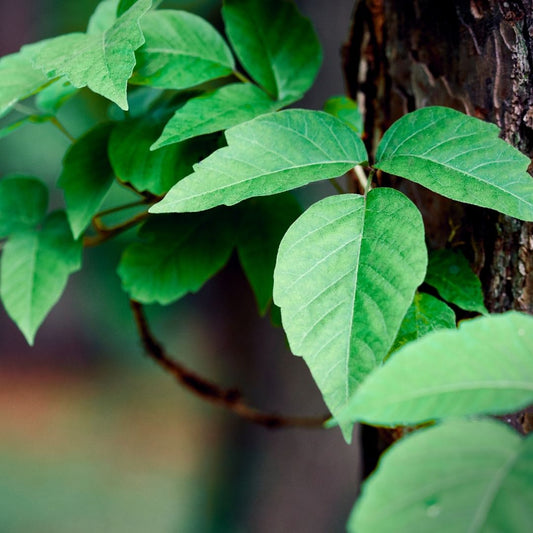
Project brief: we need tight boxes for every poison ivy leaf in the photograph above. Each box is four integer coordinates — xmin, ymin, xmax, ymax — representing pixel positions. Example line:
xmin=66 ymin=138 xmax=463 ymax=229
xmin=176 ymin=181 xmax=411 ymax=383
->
xmin=222 ymin=0 xmax=321 ymax=101
xmin=35 ymin=79 xmax=78 ymax=114
xmin=324 ymin=95 xmax=363 ymax=135
xmin=236 ymin=194 xmax=302 ymax=315
xmin=59 ymin=124 xmax=115 ymax=238
xmin=338 ymin=311 xmax=533 ymax=427
xmin=273 ymin=188 xmax=427 ymax=441
xmin=391 ymin=292 xmax=456 ymax=354
xmin=87 ymin=0 xmax=120 ymax=35
xmin=131 ymin=10 xmax=234 ymax=90
xmin=0 ymin=211 xmax=82 ymax=345
xmin=0 ymin=114 xmax=52 ymax=140
xmin=109 ymin=111 xmax=214 ymax=195
xmin=0 ymin=46 xmax=50 ymax=117
xmin=117 ymin=211 xmax=234 ymax=304
xmin=150 ymin=109 xmax=368 ymax=214
xmin=152 ymin=83 xmax=279 ymax=149
xmin=33 ymin=0 xmax=152 ymax=110
xmin=375 ymin=106 xmax=533 ymax=221
xmin=0 ymin=176 xmax=48 ymax=238
xmin=425 ymin=248 xmax=488 ymax=315
xmin=349 ymin=419 xmax=533 ymax=533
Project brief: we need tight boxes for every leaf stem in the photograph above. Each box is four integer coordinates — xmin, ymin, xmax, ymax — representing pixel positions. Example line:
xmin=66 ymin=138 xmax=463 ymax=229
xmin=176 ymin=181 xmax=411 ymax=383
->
xmin=232 ymin=70 xmax=252 ymax=84
xmin=329 ymin=177 xmax=346 ymax=194
xmin=84 ymin=212 xmax=149 ymax=247
xmin=49 ymin=116 xmax=76 ymax=143
xmin=130 ymin=299 xmax=331 ymax=429
xmin=365 ymin=168 xmax=376 ymax=195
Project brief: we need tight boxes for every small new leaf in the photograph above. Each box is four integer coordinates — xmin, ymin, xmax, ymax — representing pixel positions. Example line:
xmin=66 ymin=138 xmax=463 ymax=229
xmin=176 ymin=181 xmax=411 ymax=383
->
xmin=150 ymin=109 xmax=368 ymax=214
xmin=376 ymin=106 xmax=533 ymax=221
xmin=0 ymin=211 xmax=82 ymax=345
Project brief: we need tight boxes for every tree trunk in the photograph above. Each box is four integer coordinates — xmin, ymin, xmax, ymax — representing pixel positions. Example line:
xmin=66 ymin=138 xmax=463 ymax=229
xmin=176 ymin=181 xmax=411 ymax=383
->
xmin=344 ymin=0 xmax=533 ymax=465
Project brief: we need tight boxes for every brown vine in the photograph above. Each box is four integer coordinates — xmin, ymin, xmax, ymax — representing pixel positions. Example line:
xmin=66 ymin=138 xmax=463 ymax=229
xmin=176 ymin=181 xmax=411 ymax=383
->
xmin=129 ymin=300 xmax=330 ymax=429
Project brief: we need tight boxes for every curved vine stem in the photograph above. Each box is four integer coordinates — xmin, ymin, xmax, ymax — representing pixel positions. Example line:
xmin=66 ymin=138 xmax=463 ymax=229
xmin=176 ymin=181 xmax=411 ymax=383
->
xmin=129 ymin=300 xmax=331 ymax=429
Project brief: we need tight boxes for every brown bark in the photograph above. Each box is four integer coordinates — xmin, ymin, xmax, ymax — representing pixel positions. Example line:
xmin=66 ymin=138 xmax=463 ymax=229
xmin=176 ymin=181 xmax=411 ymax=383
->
xmin=344 ymin=0 xmax=533 ymax=439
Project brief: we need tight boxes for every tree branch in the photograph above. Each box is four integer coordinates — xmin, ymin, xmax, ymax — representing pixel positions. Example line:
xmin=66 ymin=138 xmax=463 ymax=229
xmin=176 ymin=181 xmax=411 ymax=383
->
xmin=129 ymin=299 xmax=330 ymax=429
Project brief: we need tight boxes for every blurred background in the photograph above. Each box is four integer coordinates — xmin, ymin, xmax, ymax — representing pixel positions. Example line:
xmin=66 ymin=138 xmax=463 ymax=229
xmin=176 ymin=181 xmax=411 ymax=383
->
xmin=0 ymin=1 xmax=361 ymax=531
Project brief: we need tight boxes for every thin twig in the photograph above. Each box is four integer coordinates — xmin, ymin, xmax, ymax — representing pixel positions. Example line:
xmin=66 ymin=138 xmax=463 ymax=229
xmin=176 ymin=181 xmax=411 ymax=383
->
xmin=130 ymin=300 xmax=330 ymax=429
xmin=49 ymin=117 xmax=76 ymax=143
xmin=83 ymin=212 xmax=149 ymax=247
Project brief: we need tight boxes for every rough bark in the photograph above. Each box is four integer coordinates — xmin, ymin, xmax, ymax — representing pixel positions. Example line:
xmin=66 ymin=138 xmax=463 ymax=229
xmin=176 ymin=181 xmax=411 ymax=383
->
xmin=344 ymin=0 xmax=533 ymax=446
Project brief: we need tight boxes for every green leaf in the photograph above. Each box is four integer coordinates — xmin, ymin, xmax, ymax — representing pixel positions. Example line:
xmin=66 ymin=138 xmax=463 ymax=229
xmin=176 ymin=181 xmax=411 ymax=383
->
xmin=338 ymin=311 xmax=533 ymax=427
xmin=109 ymin=112 xmax=213 ymax=195
xmin=152 ymin=83 xmax=279 ymax=149
xmin=131 ymin=10 xmax=234 ymax=90
xmin=324 ymin=95 xmax=363 ymax=134
xmin=117 ymin=211 xmax=234 ymax=304
xmin=150 ymin=109 xmax=368 ymax=214
xmin=0 ymin=114 xmax=52 ymax=140
xmin=222 ymin=0 xmax=322 ymax=101
xmin=348 ymin=419 xmax=533 ymax=533
xmin=0 ymin=211 xmax=82 ymax=345
xmin=236 ymin=194 xmax=302 ymax=314
xmin=35 ymin=79 xmax=78 ymax=114
xmin=0 ymin=176 xmax=48 ymax=238
xmin=0 ymin=47 xmax=50 ymax=117
xmin=87 ymin=0 xmax=120 ymax=35
xmin=33 ymin=0 xmax=152 ymax=110
xmin=425 ymin=248 xmax=488 ymax=315
xmin=375 ymin=106 xmax=533 ymax=221
xmin=391 ymin=292 xmax=456 ymax=354
xmin=58 ymin=124 xmax=115 ymax=238
xmin=273 ymin=188 xmax=427 ymax=441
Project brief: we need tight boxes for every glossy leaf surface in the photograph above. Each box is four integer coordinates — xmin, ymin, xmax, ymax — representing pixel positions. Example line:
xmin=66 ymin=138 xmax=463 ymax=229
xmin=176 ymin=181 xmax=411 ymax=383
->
xmin=151 ymin=109 xmax=368 ymax=214
xmin=152 ymin=83 xmax=278 ymax=149
xmin=339 ymin=312 xmax=533 ymax=427
xmin=132 ymin=10 xmax=234 ymax=89
xmin=58 ymin=124 xmax=115 ymax=238
xmin=222 ymin=0 xmax=321 ymax=101
xmin=425 ymin=249 xmax=488 ymax=315
xmin=349 ymin=419 xmax=533 ymax=533
xmin=0 ymin=211 xmax=82 ymax=344
xmin=33 ymin=0 xmax=151 ymax=110
xmin=375 ymin=106 xmax=533 ymax=221
xmin=273 ymin=189 xmax=427 ymax=440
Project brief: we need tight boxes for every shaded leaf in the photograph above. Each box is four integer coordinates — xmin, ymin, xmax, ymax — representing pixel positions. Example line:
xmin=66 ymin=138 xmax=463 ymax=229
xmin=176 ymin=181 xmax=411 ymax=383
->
xmin=391 ymin=292 xmax=456 ymax=354
xmin=222 ymin=0 xmax=321 ymax=101
xmin=375 ymin=106 xmax=533 ymax=221
xmin=0 ymin=114 xmax=52 ymax=140
xmin=349 ymin=419 xmax=533 ymax=533
xmin=59 ymin=124 xmax=115 ymax=238
xmin=33 ymin=0 xmax=152 ymax=110
xmin=273 ymin=189 xmax=427 ymax=441
xmin=131 ymin=10 xmax=234 ymax=89
xmin=117 ymin=211 xmax=234 ymax=304
xmin=338 ymin=312 xmax=533 ymax=427
xmin=0 ymin=211 xmax=82 ymax=344
xmin=152 ymin=83 xmax=279 ymax=149
xmin=0 ymin=175 xmax=48 ymax=238
xmin=35 ymin=79 xmax=78 ymax=114
xmin=425 ymin=248 xmax=488 ymax=315
xmin=150 ymin=109 xmax=368 ymax=214
xmin=236 ymin=194 xmax=302 ymax=314
xmin=324 ymin=95 xmax=363 ymax=134
xmin=87 ymin=0 xmax=120 ymax=35
xmin=109 ymin=112 xmax=214 ymax=195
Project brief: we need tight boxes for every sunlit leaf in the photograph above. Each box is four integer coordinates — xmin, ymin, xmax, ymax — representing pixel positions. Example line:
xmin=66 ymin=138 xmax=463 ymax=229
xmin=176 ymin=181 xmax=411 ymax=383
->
xmin=33 ymin=0 xmax=152 ymax=110
xmin=390 ymin=292 xmax=455 ymax=354
xmin=273 ymin=189 xmax=427 ymax=441
xmin=0 ymin=175 xmax=48 ymax=238
xmin=0 ymin=211 xmax=82 ymax=345
xmin=150 ymin=109 xmax=368 ymax=214
xmin=152 ymin=83 xmax=278 ymax=149
xmin=87 ymin=0 xmax=120 ymax=35
xmin=117 ymin=211 xmax=234 ymax=304
xmin=425 ymin=248 xmax=488 ymax=315
xmin=222 ymin=0 xmax=321 ymax=101
xmin=59 ymin=124 xmax=115 ymax=238
xmin=338 ymin=312 xmax=533 ymax=427
xmin=349 ymin=419 xmax=533 ymax=533
xmin=131 ymin=10 xmax=234 ymax=89
xmin=375 ymin=106 xmax=533 ymax=221
xmin=324 ymin=95 xmax=363 ymax=135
